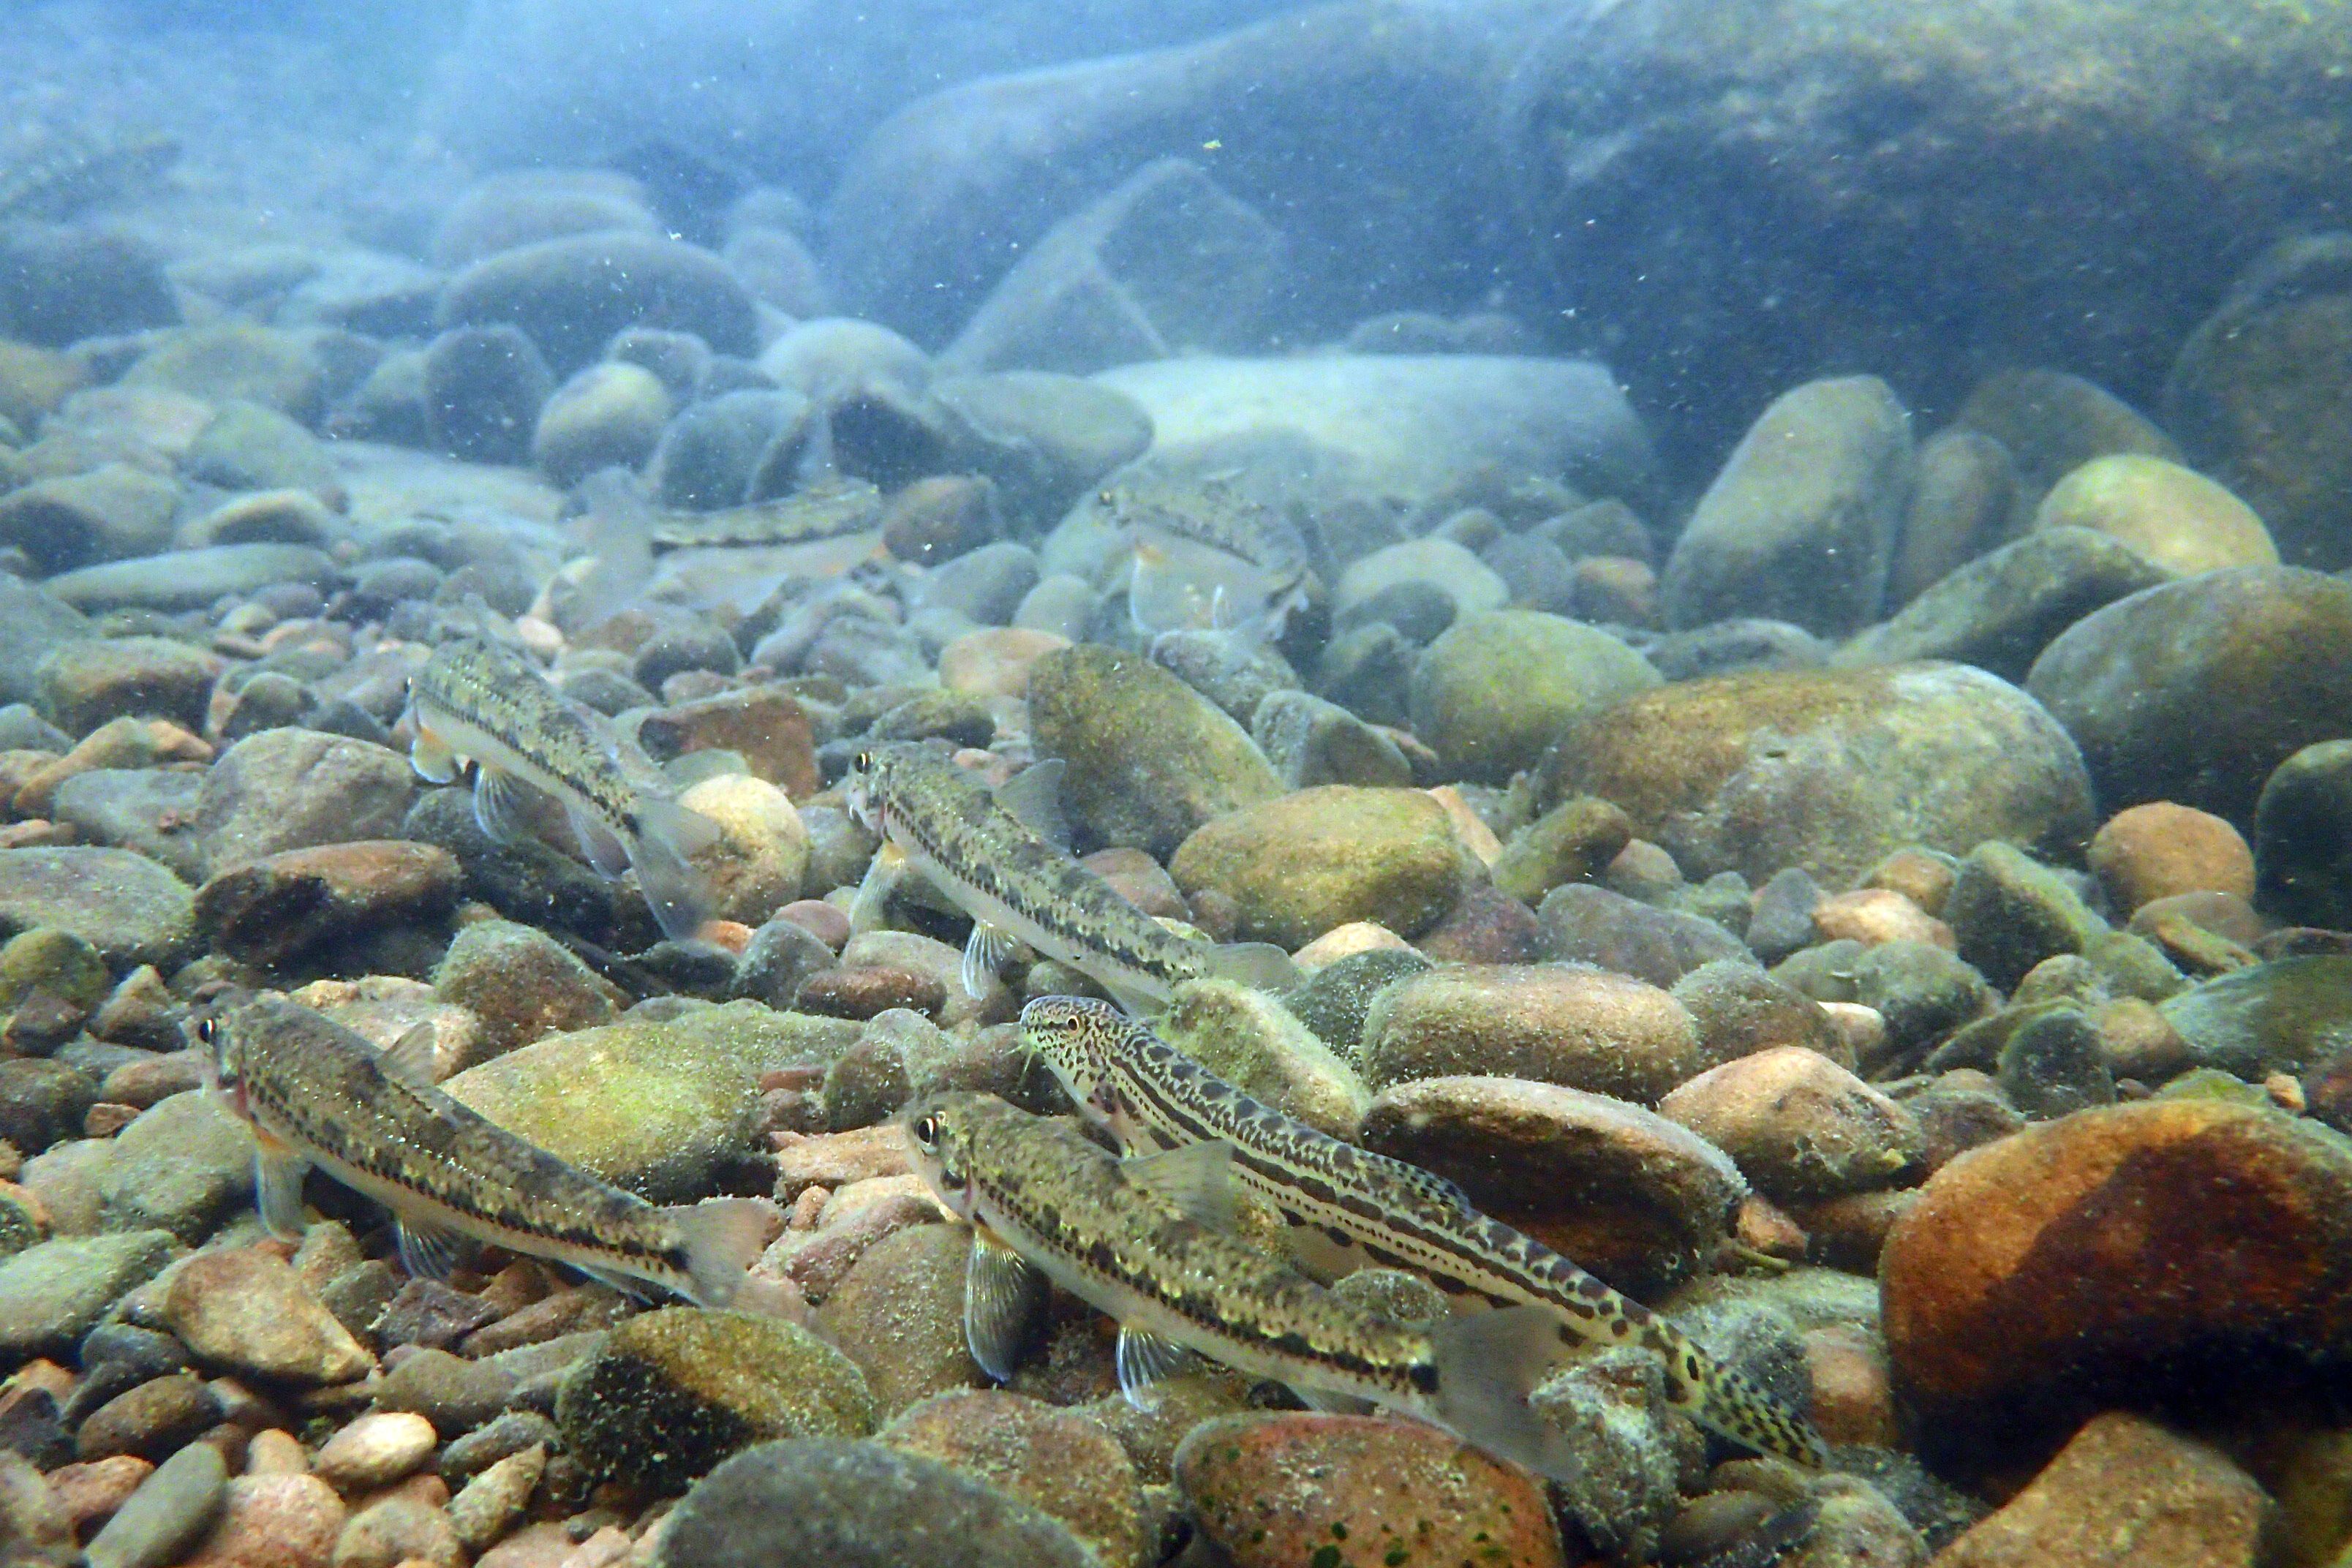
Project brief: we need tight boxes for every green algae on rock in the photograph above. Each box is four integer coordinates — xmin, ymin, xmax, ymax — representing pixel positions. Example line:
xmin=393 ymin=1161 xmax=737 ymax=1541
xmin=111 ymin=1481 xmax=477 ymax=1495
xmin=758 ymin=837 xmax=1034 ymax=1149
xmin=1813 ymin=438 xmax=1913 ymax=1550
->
xmin=555 ymin=1308 xmax=875 ymax=1494
xmin=442 ymin=1001 xmax=861 ymax=1201
xmin=1538 ymin=661 xmax=2093 ymax=887
xmin=1361 ymin=963 xmax=1702 ymax=1104
xmin=1168 ymin=785 xmax=1470 ymax=947
xmin=1406 ymin=608 xmax=1660 ymax=784
xmin=1156 ymin=979 xmax=1371 ymax=1139
xmin=1028 ymin=643 xmax=1282 ymax=859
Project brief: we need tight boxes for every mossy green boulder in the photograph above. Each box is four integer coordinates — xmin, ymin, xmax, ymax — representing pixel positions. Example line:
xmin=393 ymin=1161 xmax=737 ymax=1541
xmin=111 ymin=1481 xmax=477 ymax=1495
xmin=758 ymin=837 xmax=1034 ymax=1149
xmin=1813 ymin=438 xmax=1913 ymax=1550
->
xmin=1158 ymin=979 xmax=1370 ymax=1139
xmin=1028 ymin=644 xmax=1281 ymax=859
xmin=555 ymin=1308 xmax=876 ymax=1494
xmin=1408 ymin=608 xmax=1659 ymax=785
xmin=1169 ymin=785 xmax=1469 ymax=946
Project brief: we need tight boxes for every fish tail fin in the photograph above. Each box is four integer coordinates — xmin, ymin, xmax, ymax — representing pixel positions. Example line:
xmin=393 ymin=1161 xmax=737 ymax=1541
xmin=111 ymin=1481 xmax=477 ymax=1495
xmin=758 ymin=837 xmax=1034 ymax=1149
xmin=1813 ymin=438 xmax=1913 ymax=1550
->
xmin=1426 ymin=1304 xmax=1586 ymax=1486
xmin=668 ymin=1196 xmax=772 ymax=1309
xmin=1202 ymin=941 xmax=1301 ymax=993
xmin=1666 ymin=1327 xmax=1829 ymax=1467
xmin=631 ymin=796 xmax=721 ymax=943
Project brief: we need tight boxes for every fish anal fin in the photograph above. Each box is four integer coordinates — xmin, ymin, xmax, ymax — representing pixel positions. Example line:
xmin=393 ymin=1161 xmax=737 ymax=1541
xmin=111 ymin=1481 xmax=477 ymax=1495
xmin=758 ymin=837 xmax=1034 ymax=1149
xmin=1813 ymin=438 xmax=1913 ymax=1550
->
xmin=379 ymin=1023 xmax=439 ymax=1088
xmin=396 ymin=1215 xmax=468 ymax=1283
xmin=992 ymin=760 xmax=1070 ymax=850
xmin=1115 ymin=1324 xmax=1200 ymax=1408
xmin=630 ymin=797 xmax=718 ymax=944
xmin=564 ymin=801 xmax=631 ymax=877
xmin=1292 ymin=1385 xmax=1375 ymax=1415
xmin=965 ymin=1229 xmax=1044 ymax=1383
xmin=252 ymin=1144 xmax=311 ymax=1240
xmin=1427 ymin=1304 xmax=1583 ymax=1485
xmin=1120 ymin=1140 xmax=1239 ymax=1230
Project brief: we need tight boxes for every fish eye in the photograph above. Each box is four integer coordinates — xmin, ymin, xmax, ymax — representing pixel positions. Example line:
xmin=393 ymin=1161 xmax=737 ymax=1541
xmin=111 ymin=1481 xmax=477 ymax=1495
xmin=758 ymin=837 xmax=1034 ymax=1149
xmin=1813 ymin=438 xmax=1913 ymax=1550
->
xmin=911 ymin=1112 xmax=943 ymax=1149
xmin=195 ymin=1017 xmax=216 ymax=1046
xmin=853 ymin=750 xmax=873 ymax=774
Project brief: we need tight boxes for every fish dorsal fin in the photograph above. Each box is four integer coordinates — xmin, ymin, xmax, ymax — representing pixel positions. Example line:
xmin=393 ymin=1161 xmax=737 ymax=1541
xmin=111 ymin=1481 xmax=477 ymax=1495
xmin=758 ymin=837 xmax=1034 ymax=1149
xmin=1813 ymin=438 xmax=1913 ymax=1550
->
xmin=1120 ymin=1141 xmax=1239 ymax=1231
xmin=252 ymin=1141 xmax=312 ymax=1241
xmin=960 ymin=922 xmax=1017 ymax=1000
xmin=1115 ymin=1325 xmax=1200 ymax=1408
xmin=472 ymin=766 xmax=541 ymax=847
xmin=993 ymin=759 xmax=1071 ymax=850
xmin=380 ymin=1023 xmax=439 ymax=1088
xmin=964 ymin=1229 xmax=1044 ymax=1383
xmin=396 ymin=1215 xmax=467 ymax=1282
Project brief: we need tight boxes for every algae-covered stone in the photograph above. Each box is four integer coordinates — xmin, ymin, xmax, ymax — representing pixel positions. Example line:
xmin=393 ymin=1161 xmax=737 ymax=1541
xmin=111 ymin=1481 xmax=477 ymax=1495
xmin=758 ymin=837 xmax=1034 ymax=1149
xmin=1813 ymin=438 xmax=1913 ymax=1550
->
xmin=98 ymin=1092 xmax=254 ymax=1242
xmin=432 ymin=919 xmax=616 ymax=1062
xmin=1157 ymin=980 xmax=1369 ymax=1139
xmin=444 ymin=1001 xmax=860 ymax=1199
xmin=185 ymin=401 xmax=342 ymax=500
xmin=1278 ymin=946 xmax=1431 ymax=1060
xmin=660 ymin=1438 xmax=1100 ymax=1568
xmin=1493 ymin=795 xmax=1635 ymax=906
xmin=1836 ymin=527 xmax=2173 ymax=685
xmin=2256 ymin=739 xmax=2352 ymax=929
xmin=0 ymin=927 xmax=112 ymax=1012
xmin=2160 ymin=957 xmax=2352 ymax=1081
xmin=122 ymin=323 xmax=325 ymax=423
xmin=530 ymin=361 xmax=670 ymax=486
xmin=194 ymin=728 xmax=415 ymax=874
xmin=2033 ymin=453 xmax=2277 ymax=576
xmin=555 ymin=1308 xmax=875 ymax=1494
xmin=878 ymin=1391 xmax=1143 ymax=1568
xmin=1539 ymin=662 xmax=2093 ymax=887
xmin=35 ymin=637 xmax=220 ymax=736
xmin=1407 ymin=609 xmax=1660 ymax=784
xmin=0 ymin=848 xmax=194 ymax=970
xmin=1662 ymin=376 xmax=1914 ymax=638
xmin=0 ymin=1230 xmax=177 ymax=1358
xmin=1535 ymin=883 xmax=1751 ymax=990
xmin=1028 ymin=644 xmax=1281 ymax=859
xmin=1168 ymin=785 xmax=1469 ymax=947
xmin=1360 ymin=963 xmax=1702 ymax=1105
xmin=815 ymin=1224 xmax=984 ymax=1417
xmin=1656 ymin=1047 xmax=1923 ymax=1201
xmin=1943 ymin=841 xmax=2107 ymax=992
xmin=2027 ymin=565 xmax=2352 ymax=823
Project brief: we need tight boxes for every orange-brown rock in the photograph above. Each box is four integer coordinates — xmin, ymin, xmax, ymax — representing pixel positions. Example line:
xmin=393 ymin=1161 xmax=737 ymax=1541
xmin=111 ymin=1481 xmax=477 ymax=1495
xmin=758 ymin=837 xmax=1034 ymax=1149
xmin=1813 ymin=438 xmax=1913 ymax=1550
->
xmin=2089 ymin=802 xmax=2256 ymax=915
xmin=1929 ymin=1411 xmax=2273 ymax=1568
xmin=1882 ymin=1099 xmax=2352 ymax=1420
xmin=1657 ymin=1047 xmax=1923 ymax=1200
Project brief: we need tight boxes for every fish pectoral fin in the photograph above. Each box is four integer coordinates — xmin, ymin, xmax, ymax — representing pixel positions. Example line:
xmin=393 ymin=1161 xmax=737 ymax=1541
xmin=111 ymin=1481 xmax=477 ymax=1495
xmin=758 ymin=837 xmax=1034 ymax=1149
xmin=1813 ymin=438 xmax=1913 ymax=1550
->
xmin=252 ymin=1144 xmax=312 ymax=1241
xmin=409 ymin=725 xmax=459 ymax=785
xmin=992 ymin=759 xmax=1071 ymax=851
xmin=1102 ymin=979 xmax=1166 ymax=1019
xmin=1292 ymin=1385 xmax=1376 ymax=1415
xmin=1115 ymin=1325 xmax=1201 ymax=1408
xmin=378 ymin=1022 xmax=439 ymax=1088
xmin=1202 ymin=941 xmax=1302 ymax=994
xmin=848 ymin=841 xmax=909 ymax=935
xmin=395 ymin=1215 xmax=470 ymax=1283
xmin=668 ymin=1196 xmax=772 ymax=1310
xmin=472 ymin=766 xmax=543 ymax=847
xmin=960 ymin=922 xmax=1017 ymax=1000
xmin=1120 ymin=1140 xmax=1240 ymax=1231
xmin=563 ymin=801 xmax=631 ymax=878
xmin=630 ymin=798 xmax=719 ymax=945
xmin=1426 ymin=1304 xmax=1583 ymax=1485
xmin=964 ymin=1230 xmax=1044 ymax=1383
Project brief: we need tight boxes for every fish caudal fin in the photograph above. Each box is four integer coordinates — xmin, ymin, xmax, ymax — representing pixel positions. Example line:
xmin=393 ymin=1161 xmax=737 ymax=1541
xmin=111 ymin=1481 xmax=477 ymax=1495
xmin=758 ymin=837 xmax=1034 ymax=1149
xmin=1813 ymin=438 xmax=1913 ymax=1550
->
xmin=1425 ymin=1304 xmax=1587 ymax=1486
xmin=1203 ymin=941 xmax=1302 ymax=993
xmin=670 ymin=1196 xmax=772 ymax=1308
xmin=630 ymin=797 xmax=721 ymax=943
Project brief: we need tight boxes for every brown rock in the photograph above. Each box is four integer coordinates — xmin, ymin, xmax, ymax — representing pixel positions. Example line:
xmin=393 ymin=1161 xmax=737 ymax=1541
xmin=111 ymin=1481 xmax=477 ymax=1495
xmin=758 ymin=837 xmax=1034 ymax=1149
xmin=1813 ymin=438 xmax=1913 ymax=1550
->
xmin=1657 ymin=1047 xmax=1923 ymax=1201
xmin=1360 ymin=963 xmax=1702 ymax=1104
xmin=1411 ymin=881 xmax=1545 ymax=965
xmin=814 ymin=1224 xmax=984 ymax=1414
xmin=12 ymin=717 xmax=210 ymax=817
xmin=193 ymin=842 xmax=459 ymax=965
xmin=181 ymin=1474 xmax=346 ymax=1568
xmin=773 ymin=1126 xmax=911 ymax=1202
xmin=1930 ymin=1411 xmax=2273 ymax=1568
xmin=1361 ymin=1075 xmax=1744 ymax=1295
xmin=44 ymin=1453 xmax=151 ymax=1531
xmin=1862 ymin=847 xmax=1959 ymax=916
xmin=880 ymin=1390 xmax=1144 ymax=1568
xmin=1075 ymin=846 xmax=1187 ymax=921
xmin=1174 ymin=1412 xmax=1565 ymax=1568
xmin=1882 ymin=1099 xmax=2352 ymax=1420
xmin=2089 ymin=802 xmax=2258 ymax=916
xmin=1814 ymin=888 xmax=1956 ymax=950
xmin=794 ymin=965 xmax=946 ymax=1021
xmin=164 ymin=1248 xmax=375 ymax=1387
xmin=636 ymin=687 xmax=819 ymax=800
xmin=938 ymin=627 xmax=1068 ymax=699
xmin=770 ymin=1191 xmax=945 ymax=1305
xmin=1672 ymin=960 xmax=1852 ymax=1074
xmin=1803 ymin=1324 xmax=1898 ymax=1450
xmin=77 ymin=1374 xmax=222 ymax=1461
xmin=328 ymin=1494 xmax=462 ymax=1568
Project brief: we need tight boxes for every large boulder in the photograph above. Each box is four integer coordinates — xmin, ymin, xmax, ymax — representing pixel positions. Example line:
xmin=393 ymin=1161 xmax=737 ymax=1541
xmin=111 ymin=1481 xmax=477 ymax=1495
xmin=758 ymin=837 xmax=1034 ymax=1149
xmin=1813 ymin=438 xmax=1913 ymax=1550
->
xmin=2026 ymin=566 xmax=2352 ymax=824
xmin=1508 ymin=0 xmax=2352 ymax=464
xmin=435 ymin=233 xmax=758 ymax=377
xmin=1537 ymin=662 xmax=2094 ymax=886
